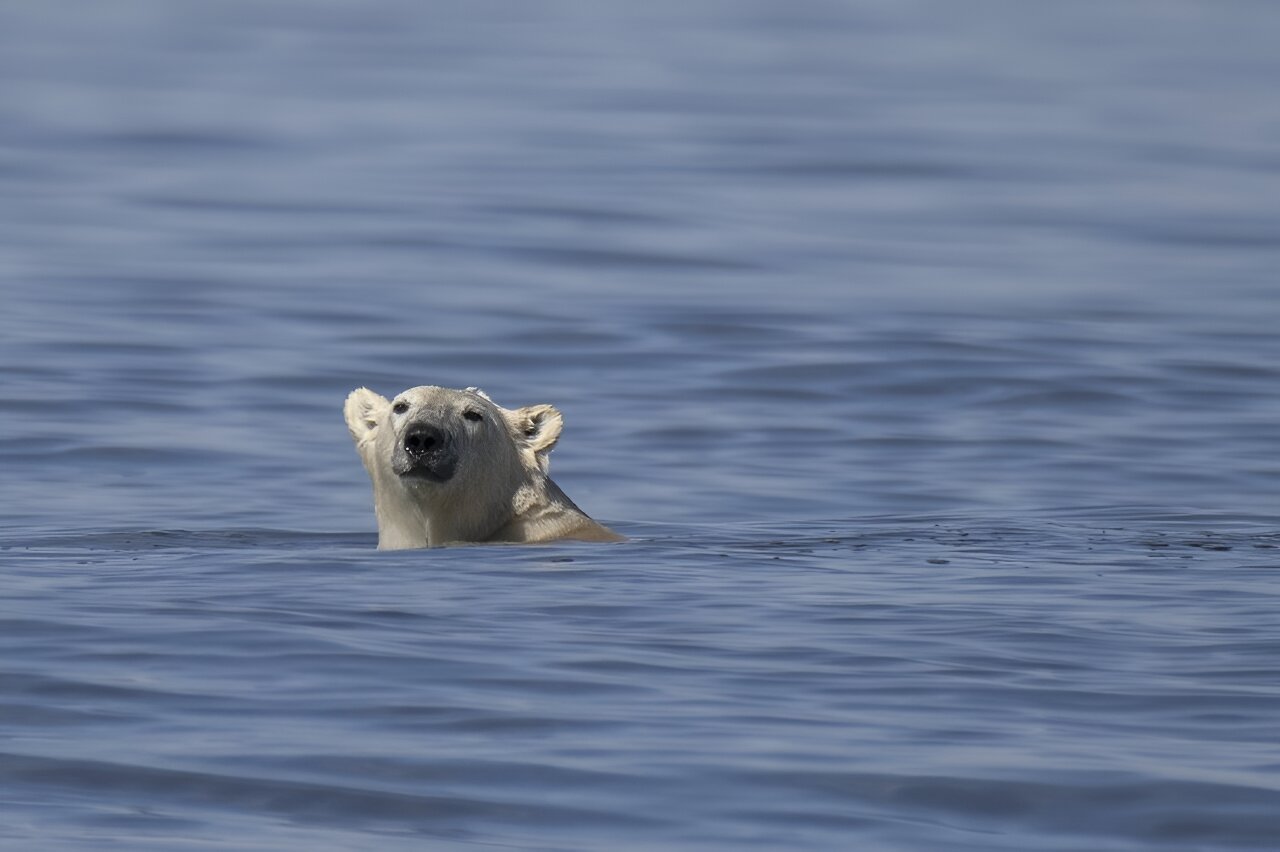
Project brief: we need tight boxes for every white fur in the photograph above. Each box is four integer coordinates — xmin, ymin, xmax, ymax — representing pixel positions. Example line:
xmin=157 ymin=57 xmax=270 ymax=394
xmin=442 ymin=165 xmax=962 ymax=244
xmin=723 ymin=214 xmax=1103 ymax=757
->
xmin=344 ymin=385 xmax=623 ymax=549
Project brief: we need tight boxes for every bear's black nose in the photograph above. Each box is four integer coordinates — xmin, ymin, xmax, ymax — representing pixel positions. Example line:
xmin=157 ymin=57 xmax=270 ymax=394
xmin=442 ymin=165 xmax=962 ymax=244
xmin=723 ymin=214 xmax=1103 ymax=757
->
xmin=403 ymin=424 xmax=446 ymax=459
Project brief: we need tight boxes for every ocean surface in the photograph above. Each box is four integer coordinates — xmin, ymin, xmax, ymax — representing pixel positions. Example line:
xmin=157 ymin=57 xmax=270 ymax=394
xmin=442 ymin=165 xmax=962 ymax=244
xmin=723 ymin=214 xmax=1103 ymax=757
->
xmin=2 ymin=1 xmax=1279 ymax=849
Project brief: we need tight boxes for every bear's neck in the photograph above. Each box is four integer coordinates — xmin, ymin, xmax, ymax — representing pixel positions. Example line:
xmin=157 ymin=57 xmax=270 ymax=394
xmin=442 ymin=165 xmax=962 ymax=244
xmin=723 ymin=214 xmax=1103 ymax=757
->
xmin=373 ymin=469 xmax=603 ymax=549
xmin=486 ymin=476 xmax=604 ymax=544
xmin=419 ymin=468 xmax=544 ymax=547
xmin=432 ymin=475 xmax=592 ymax=546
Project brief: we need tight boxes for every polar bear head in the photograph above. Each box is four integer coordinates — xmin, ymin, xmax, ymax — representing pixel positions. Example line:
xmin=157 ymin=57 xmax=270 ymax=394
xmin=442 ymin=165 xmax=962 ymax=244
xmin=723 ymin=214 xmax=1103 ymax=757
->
xmin=344 ymin=385 xmax=619 ymax=549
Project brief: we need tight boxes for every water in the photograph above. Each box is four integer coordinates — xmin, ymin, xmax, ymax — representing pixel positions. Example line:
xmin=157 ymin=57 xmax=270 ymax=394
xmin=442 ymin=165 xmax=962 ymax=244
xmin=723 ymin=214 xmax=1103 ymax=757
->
xmin=2 ymin=1 xmax=1279 ymax=849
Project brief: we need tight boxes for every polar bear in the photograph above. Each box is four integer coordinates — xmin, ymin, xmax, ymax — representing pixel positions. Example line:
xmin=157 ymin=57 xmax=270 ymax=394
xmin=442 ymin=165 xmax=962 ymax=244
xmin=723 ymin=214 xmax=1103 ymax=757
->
xmin=344 ymin=385 xmax=623 ymax=549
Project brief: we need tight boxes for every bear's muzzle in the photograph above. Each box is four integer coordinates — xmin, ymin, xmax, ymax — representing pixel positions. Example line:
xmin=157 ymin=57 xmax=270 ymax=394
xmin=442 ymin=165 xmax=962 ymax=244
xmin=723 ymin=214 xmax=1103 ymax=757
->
xmin=392 ymin=423 xmax=458 ymax=482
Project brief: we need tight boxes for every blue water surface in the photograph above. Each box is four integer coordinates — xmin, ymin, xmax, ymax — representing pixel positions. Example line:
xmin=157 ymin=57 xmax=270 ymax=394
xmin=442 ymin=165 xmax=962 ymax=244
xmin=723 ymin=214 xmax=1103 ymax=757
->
xmin=2 ymin=2 xmax=1279 ymax=849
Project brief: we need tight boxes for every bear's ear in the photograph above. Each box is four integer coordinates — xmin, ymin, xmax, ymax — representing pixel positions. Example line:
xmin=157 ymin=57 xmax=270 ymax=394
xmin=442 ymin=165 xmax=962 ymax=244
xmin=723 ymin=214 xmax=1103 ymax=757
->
xmin=344 ymin=388 xmax=390 ymax=445
xmin=511 ymin=403 xmax=564 ymax=459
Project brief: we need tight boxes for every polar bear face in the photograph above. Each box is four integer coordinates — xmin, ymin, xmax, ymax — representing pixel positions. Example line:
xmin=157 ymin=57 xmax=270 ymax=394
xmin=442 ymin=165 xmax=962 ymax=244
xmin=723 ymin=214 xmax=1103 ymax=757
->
xmin=346 ymin=385 xmax=563 ymax=492
xmin=386 ymin=386 xmax=497 ymax=483
xmin=382 ymin=385 xmax=561 ymax=484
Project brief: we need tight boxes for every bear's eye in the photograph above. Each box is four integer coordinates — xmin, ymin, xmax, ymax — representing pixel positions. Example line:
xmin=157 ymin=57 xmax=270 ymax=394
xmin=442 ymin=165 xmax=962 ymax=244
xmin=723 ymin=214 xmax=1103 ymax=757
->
xmin=463 ymin=410 xmax=483 ymax=423
xmin=392 ymin=401 xmax=409 ymax=415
